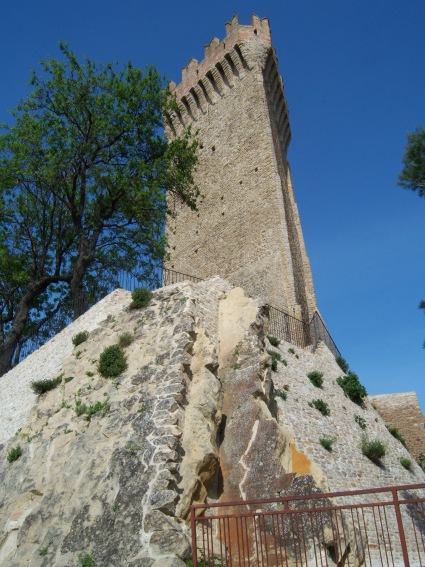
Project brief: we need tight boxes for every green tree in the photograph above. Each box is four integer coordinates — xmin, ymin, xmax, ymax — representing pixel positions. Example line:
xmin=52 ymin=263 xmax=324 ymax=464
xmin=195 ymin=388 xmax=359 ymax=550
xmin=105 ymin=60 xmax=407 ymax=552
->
xmin=399 ymin=126 xmax=425 ymax=196
xmin=0 ymin=44 xmax=198 ymax=376
xmin=399 ymin=126 xmax=425 ymax=341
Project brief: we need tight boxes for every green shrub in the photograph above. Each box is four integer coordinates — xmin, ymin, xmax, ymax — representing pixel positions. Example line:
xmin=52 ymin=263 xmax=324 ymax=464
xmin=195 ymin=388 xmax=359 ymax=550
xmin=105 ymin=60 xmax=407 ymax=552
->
xmin=361 ymin=437 xmax=386 ymax=463
xmin=354 ymin=414 xmax=367 ymax=430
xmin=78 ymin=553 xmax=95 ymax=567
xmin=309 ymin=399 xmax=330 ymax=416
xmin=275 ymin=388 xmax=287 ymax=401
xmin=98 ymin=345 xmax=127 ymax=377
xmin=31 ymin=376 xmax=62 ymax=395
xmin=72 ymin=331 xmax=89 ymax=347
xmin=319 ymin=437 xmax=334 ymax=451
xmin=75 ymin=399 xmax=109 ymax=421
xmin=267 ymin=335 xmax=280 ymax=347
xmin=129 ymin=287 xmax=152 ymax=310
xmin=118 ymin=332 xmax=134 ymax=348
xmin=288 ymin=348 xmax=295 ymax=355
xmin=307 ymin=371 xmax=324 ymax=388
xmin=267 ymin=349 xmax=281 ymax=372
xmin=336 ymin=372 xmax=367 ymax=405
xmin=417 ymin=453 xmax=425 ymax=471
xmin=400 ymin=457 xmax=412 ymax=470
xmin=387 ymin=426 xmax=407 ymax=448
xmin=336 ymin=356 xmax=349 ymax=373
xmin=7 ymin=445 xmax=23 ymax=463
xmin=39 ymin=542 xmax=52 ymax=556
xmin=64 ymin=376 xmax=74 ymax=383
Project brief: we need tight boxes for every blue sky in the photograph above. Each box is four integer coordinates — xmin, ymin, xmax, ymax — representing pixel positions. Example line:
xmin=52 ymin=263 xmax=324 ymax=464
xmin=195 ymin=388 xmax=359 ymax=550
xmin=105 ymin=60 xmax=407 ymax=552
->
xmin=1 ymin=1 xmax=424 ymax=410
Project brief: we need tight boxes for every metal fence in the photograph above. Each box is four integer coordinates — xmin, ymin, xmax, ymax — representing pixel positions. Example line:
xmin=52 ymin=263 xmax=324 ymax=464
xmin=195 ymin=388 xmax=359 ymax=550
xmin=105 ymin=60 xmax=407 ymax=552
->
xmin=6 ymin=267 xmax=340 ymax=369
xmin=190 ymin=483 xmax=425 ymax=567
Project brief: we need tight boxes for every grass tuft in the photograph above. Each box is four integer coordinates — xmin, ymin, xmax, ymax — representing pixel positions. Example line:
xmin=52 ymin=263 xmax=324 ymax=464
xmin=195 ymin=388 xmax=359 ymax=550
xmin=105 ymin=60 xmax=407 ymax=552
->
xmin=307 ymin=370 xmax=324 ymax=388
xmin=361 ymin=436 xmax=386 ymax=463
xmin=7 ymin=445 xmax=23 ymax=463
xmin=319 ymin=437 xmax=334 ymax=451
xmin=72 ymin=331 xmax=89 ymax=347
xmin=267 ymin=335 xmax=280 ymax=347
xmin=309 ymin=399 xmax=330 ymax=416
xmin=31 ymin=375 xmax=62 ymax=395
xmin=98 ymin=345 xmax=127 ymax=378
xmin=118 ymin=332 xmax=134 ymax=348
xmin=129 ymin=287 xmax=152 ymax=310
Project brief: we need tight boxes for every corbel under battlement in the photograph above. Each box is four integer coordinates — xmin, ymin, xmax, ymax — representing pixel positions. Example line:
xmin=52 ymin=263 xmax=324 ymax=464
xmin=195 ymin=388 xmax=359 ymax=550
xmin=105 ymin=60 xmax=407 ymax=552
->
xmin=166 ymin=14 xmax=275 ymax=134
xmin=166 ymin=14 xmax=291 ymax=154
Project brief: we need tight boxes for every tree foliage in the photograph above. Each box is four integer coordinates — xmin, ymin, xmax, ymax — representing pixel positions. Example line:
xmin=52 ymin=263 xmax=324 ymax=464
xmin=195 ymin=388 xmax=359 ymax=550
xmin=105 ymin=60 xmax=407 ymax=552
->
xmin=0 ymin=44 xmax=198 ymax=375
xmin=398 ymin=126 xmax=425 ymax=197
xmin=398 ymin=126 xmax=425 ymax=342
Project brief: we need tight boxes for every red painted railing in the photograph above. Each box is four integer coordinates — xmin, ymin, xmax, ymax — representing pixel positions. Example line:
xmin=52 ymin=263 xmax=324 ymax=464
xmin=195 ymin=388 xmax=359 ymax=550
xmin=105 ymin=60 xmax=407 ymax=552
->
xmin=190 ymin=484 xmax=425 ymax=566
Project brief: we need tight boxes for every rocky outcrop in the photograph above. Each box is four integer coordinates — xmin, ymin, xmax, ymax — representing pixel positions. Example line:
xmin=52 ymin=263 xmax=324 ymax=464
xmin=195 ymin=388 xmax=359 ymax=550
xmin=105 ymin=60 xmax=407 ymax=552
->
xmin=0 ymin=278 xmax=424 ymax=566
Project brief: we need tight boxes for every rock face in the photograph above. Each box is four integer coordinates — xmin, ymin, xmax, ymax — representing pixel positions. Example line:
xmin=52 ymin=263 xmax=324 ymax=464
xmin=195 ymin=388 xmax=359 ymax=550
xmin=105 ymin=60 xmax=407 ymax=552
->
xmin=0 ymin=278 xmax=424 ymax=566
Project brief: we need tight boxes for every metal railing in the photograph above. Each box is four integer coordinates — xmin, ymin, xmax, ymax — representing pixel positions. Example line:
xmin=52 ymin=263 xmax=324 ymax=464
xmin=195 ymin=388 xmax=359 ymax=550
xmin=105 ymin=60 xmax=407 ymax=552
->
xmin=190 ymin=483 xmax=425 ymax=567
xmin=6 ymin=267 xmax=340 ymax=369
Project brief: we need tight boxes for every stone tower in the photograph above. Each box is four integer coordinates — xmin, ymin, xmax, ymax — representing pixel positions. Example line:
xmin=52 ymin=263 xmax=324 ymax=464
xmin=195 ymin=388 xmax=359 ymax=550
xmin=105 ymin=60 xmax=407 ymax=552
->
xmin=165 ymin=14 xmax=316 ymax=321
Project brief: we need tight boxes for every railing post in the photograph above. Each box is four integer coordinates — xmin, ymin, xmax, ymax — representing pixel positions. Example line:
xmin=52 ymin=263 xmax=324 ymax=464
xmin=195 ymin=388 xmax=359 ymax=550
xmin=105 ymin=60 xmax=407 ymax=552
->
xmin=190 ymin=505 xmax=198 ymax=567
xmin=392 ymin=487 xmax=411 ymax=567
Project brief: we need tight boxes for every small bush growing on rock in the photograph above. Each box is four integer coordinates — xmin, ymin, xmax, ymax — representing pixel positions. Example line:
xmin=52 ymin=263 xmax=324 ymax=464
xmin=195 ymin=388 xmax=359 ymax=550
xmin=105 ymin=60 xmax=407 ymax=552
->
xmin=98 ymin=345 xmax=127 ymax=377
xmin=336 ymin=356 xmax=349 ymax=374
xmin=387 ymin=426 xmax=407 ymax=448
xmin=275 ymin=388 xmax=287 ymax=401
xmin=288 ymin=348 xmax=295 ymax=355
xmin=417 ymin=453 xmax=425 ymax=471
xmin=309 ymin=399 xmax=330 ymax=416
xmin=307 ymin=371 xmax=324 ymax=388
xmin=400 ymin=457 xmax=412 ymax=470
xmin=129 ymin=287 xmax=152 ymax=310
xmin=361 ymin=437 xmax=386 ymax=463
xmin=78 ymin=553 xmax=95 ymax=567
xmin=267 ymin=349 xmax=281 ymax=372
xmin=118 ymin=332 xmax=134 ymax=348
xmin=354 ymin=414 xmax=367 ymax=430
xmin=75 ymin=399 xmax=109 ymax=421
xmin=336 ymin=372 xmax=367 ymax=405
xmin=7 ymin=445 xmax=23 ymax=463
xmin=319 ymin=437 xmax=334 ymax=451
xmin=31 ymin=375 xmax=62 ymax=395
xmin=267 ymin=335 xmax=280 ymax=347
xmin=72 ymin=331 xmax=89 ymax=347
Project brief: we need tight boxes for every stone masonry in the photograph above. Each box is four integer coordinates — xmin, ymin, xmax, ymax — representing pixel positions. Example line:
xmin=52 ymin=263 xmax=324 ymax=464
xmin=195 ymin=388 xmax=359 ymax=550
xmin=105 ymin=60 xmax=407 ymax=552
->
xmin=165 ymin=14 xmax=317 ymax=323
xmin=0 ymin=277 xmax=424 ymax=566
xmin=370 ymin=392 xmax=425 ymax=459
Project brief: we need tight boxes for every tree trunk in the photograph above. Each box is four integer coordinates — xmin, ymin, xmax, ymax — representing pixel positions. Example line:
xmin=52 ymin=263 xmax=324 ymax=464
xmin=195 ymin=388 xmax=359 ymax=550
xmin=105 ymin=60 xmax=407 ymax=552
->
xmin=70 ymin=234 xmax=99 ymax=320
xmin=0 ymin=277 xmax=67 ymax=377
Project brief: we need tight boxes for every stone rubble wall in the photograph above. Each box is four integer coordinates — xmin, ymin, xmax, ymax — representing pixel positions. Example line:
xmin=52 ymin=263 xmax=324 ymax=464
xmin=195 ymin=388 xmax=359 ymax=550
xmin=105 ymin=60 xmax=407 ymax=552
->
xmin=0 ymin=277 xmax=423 ymax=567
xmin=369 ymin=392 xmax=425 ymax=459
xmin=0 ymin=289 xmax=130 ymax=446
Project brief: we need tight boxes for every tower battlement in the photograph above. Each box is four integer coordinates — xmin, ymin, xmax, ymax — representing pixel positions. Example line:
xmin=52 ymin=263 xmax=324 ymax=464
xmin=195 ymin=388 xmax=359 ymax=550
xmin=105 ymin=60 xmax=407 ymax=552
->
xmin=167 ymin=15 xmax=291 ymax=153
xmin=170 ymin=14 xmax=271 ymax=95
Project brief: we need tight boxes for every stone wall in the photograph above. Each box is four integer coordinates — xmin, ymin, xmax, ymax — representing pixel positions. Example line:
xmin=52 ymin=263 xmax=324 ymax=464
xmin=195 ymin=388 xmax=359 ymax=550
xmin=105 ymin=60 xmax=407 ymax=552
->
xmin=0 ymin=289 xmax=130 ymax=445
xmin=0 ymin=277 xmax=423 ymax=566
xmin=369 ymin=392 xmax=425 ymax=459
xmin=165 ymin=14 xmax=317 ymax=322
